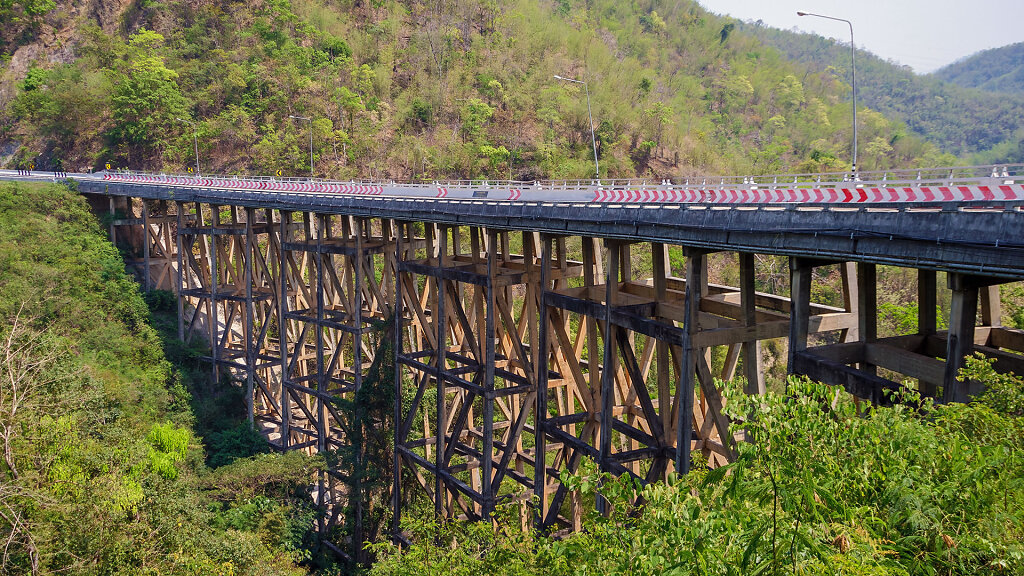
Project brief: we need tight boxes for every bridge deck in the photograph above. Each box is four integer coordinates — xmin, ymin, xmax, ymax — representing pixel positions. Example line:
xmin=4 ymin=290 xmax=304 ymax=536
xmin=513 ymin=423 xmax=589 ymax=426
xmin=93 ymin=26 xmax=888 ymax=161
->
xmin=83 ymin=176 xmax=1024 ymax=278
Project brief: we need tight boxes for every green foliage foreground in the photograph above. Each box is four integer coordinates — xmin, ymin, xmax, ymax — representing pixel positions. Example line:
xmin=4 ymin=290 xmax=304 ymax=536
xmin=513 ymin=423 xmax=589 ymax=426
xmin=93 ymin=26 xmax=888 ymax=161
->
xmin=370 ymin=365 xmax=1024 ymax=576
xmin=0 ymin=182 xmax=318 ymax=575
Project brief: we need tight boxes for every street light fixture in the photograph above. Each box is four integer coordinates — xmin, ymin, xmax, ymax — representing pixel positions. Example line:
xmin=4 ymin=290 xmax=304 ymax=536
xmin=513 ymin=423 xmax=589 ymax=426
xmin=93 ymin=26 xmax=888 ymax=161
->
xmin=554 ymin=74 xmax=600 ymax=180
xmin=289 ymin=114 xmax=314 ymax=179
xmin=797 ymin=11 xmax=858 ymax=175
xmin=175 ymin=117 xmax=201 ymax=177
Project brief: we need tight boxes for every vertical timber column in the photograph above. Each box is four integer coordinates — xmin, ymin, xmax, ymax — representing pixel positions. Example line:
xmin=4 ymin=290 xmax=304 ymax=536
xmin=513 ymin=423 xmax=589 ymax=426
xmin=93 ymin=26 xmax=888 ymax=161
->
xmin=534 ymin=234 xmax=551 ymax=528
xmin=481 ymin=229 xmax=498 ymax=518
xmin=840 ymin=262 xmax=860 ymax=343
xmin=739 ymin=253 xmax=765 ymax=395
xmin=944 ymin=274 xmax=979 ymax=404
xmin=176 ymin=202 xmax=186 ymax=341
xmin=980 ymin=285 xmax=1001 ymax=328
xmin=142 ymin=201 xmax=151 ymax=292
xmin=210 ymin=205 xmax=220 ymax=383
xmin=435 ymin=226 xmax=448 ymax=517
xmin=598 ymin=240 xmax=619 ymax=513
xmin=524 ymin=232 xmax=540 ymax=509
xmin=918 ymin=269 xmax=939 ymax=397
xmin=314 ymin=214 xmax=327 ymax=536
xmin=858 ymin=263 xmax=878 ymax=375
xmin=109 ymin=197 xmax=117 ymax=245
xmin=676 ymin=249 xmax=704 ymax=475
xmin=353 ymin=218 xmax=365 ymax=395
xmin=353 ymin=218 xmax=366 ymax=560
xmin=279 ymin=211 xmax=292 ymax=449
xmin=245 ymin=208 xmax=256 ymax=424
xmin=391 ymin=221 xmax=405 ymax=542
xmin=652 ymin=244 xmax=672 ymax=443
xmin=314 ymin=214 xmax=327 ymax=455
xmin=788 ymin=257 xmax=813 ymax=375
xmin=583 ymin=237 xmax=601 ymax=460
xmin=919 ymin=270 xmax=938 ymax=336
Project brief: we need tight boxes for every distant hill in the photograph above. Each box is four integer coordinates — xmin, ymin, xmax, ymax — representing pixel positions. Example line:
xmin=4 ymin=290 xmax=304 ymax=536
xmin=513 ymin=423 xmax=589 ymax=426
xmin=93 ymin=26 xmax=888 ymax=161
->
xmin=739 ymin=22 xmax=1024 ymax=164
xmin=0 ymin=0 xmax=969 ymax=177
xmin=933 ymin=42 xmax=1024 ymax=95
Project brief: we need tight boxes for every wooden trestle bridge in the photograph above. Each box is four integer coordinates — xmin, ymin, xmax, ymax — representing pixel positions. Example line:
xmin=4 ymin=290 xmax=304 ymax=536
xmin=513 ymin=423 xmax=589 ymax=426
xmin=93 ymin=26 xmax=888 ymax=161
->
xmin=4 ymin=165 xmax=1024 ymax=555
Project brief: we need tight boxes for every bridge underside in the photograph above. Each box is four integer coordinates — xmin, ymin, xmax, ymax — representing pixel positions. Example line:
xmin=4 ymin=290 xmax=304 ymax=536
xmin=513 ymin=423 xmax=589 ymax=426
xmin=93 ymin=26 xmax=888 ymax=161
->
xmin=98 ymin=193 xmax=1024 ymax=553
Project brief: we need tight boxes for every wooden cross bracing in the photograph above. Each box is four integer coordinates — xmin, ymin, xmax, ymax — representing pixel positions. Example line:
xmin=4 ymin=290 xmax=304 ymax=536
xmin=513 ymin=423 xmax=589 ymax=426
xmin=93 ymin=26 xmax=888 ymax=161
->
xmin=94 ymin=196 xmax=1024 ymax=550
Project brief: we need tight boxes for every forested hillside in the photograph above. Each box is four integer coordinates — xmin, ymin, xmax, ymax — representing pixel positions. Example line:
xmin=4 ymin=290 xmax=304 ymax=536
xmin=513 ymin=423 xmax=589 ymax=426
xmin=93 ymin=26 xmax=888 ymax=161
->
xmin=935 ymin=42 xmax=1024 ymax=95
xmin=741 ymin=22 xmax=1024 ymax=164
xmin=0 ymin=182 xmax=324 ymax=575
xmin=0 ymin=0 xmax=953 ymax=179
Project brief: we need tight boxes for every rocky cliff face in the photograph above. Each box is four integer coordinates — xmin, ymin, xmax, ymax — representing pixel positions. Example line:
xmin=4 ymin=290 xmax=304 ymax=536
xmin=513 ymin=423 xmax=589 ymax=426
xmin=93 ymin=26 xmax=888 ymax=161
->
xmin=0 ymin=0 xmax=133 ymax=107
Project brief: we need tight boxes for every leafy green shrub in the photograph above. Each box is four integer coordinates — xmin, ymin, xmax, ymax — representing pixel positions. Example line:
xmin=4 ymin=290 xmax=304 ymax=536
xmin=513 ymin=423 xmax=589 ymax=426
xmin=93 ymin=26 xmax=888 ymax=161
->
xmin=147 ymin=422 xmax=190 ymax=479
xmin=965 ymin=354 xmax=1024 ymax=416
xmin=371 ymin=372 xmax=1024 ymax=576
xmin=205 ymin=422 xmax=272 ymax=468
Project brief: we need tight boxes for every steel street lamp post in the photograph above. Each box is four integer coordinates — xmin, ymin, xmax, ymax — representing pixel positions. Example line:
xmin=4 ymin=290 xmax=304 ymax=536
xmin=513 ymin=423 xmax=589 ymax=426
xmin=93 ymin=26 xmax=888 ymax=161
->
xmin=797 ymin=11 xmax=858 ymax=175
xmin=289 ymin=115 xmax=314 ymax=179
xmin=554 ymin=74 xmax=600 ymax=180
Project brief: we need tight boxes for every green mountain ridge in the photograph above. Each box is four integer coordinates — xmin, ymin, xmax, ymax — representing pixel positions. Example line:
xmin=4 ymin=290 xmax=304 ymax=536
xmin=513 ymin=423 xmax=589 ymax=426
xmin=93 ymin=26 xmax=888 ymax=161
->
xmin=738 ymin=21 xmax=1024 ymax=165
xmin=0 ymin=0 xmax=955 ymax=179
xmin=933 ymin=42 xmax=1024 ymax=95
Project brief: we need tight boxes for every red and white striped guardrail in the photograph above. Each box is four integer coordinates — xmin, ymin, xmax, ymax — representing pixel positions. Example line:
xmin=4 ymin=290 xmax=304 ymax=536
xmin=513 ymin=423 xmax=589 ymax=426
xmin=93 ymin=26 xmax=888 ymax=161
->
xmin=104 ymin=173 xmax=382 ymax=195
xmin=100 ymin=173 xmax=1024 ymax=204
xmin=591 ymin=184 xmax=1024 ymax=203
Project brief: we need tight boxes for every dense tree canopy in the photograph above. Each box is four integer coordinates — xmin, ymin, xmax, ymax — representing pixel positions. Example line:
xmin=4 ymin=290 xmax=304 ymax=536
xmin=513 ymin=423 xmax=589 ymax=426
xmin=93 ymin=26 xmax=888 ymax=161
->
xmin=2 ymin=0 xmax=958 ymax=178
xmin=741 ymin=21 xmax=1024 ymax=164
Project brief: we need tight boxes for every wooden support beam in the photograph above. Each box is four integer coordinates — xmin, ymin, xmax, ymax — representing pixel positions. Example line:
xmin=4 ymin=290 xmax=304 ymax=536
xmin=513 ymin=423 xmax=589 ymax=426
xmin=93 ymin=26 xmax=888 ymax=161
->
xmin=598 ymin=240 xmax=619 ymax=514
xmin=142 ymin=201 xmax=151 ymax=292
xmin=919 ymin=269 xmax=937 ymax=336
xmin=391 ymin=222 xmax=406 ymax=542
xmin=841 ymin=262 xmax=859 ymax=343
xmin=245 ymin=208 xmax=255 ymax=424
xmin=943 ymin=273 xmax=979 ymax=403
xmin=652 ymin=244 xmax=673 ymax=454
xmin=980 ymin=285 xmax=1001 ymax=327
xmin=676 ymin=249 xmax=704 ymax=475
xmin=788 ymin=257 xmax=813 ymax=374
xmin=739 ymin=253 xmax=764 ymax=395
xmin=482 ymin=229 xmax=497 ymax=517
xmin=792 ymin=351 xmax=898 ymax=405
xmin=279 ymin=212 xmax=292 ymax=449
xmin=435 ymin=226 xmax=449 ymax=517
xmin=865 ymin=343 xmax=946 ymax=385
xmin=535 ymin=235 xmax=551 ymax=529
xmin=176 ymin=202 xmax=186 ymax=341
xmin=858 ymin=262 xmax=878 ymax=375
xmin=917 ymin=269 xmax=939 ymax=396
xmin=210 ymin=205 xmax=220 ymax=382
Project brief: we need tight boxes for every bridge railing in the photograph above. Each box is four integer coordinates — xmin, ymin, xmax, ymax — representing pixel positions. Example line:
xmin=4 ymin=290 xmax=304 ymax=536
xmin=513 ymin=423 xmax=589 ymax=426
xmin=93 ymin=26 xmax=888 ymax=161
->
xmin=100 ymin=164 xmax=1024 ymax=192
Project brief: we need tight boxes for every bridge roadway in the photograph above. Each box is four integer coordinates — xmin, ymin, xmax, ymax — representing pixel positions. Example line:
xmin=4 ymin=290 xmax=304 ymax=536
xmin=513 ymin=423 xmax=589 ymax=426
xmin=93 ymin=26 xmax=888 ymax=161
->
xmin=3 ymin=165 xmax=1024 ymax=276
xmin=3 ymin=165 xmax=1024 ymax=552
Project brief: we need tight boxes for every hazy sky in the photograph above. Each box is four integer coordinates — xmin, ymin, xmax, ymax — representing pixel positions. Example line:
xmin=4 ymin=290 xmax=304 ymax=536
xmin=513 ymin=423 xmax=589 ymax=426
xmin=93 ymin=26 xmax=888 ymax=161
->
xmin=699 ymin=0 xmax=1024 ymax=74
